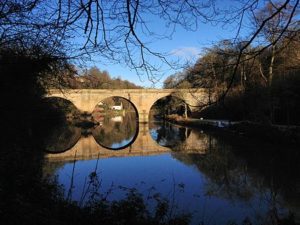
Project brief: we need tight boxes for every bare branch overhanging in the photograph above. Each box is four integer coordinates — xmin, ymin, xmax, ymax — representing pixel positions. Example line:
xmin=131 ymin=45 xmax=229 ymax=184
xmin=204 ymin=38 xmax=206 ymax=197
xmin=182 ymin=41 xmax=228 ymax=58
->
xmin=0 ymin=0 xmax=216 ymax=78
xmin=0 ymin=0 xmax=299 ymax=86
xmin=176 ymin=0 xmax=299 ymax=108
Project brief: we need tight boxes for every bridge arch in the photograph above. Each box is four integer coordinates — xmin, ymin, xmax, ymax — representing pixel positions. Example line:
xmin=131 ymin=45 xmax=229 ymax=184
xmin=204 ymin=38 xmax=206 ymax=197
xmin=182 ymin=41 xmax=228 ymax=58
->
xmin=91 ymin=96 xmax=139 ymax=119
xmin=91 ymin=96 xmax=139 ymax=150
xmin=149 ymin=94 xmax=192 ymax=121
xmin=44 ymin=96 xmax=81 ymax=121
xmin=45 ymin=96 xmax=79 ymax=111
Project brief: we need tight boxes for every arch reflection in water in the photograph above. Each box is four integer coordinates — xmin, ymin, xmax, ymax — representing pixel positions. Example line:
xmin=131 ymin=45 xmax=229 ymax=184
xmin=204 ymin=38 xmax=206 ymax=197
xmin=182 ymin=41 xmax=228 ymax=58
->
xmin=46 ymin=123 xmax=171 ymax=162
xmin=43 ymin=96 xmax=82 ymax=153
xmin=92 ymin=97 xmax=138 ymax=150
xmin=149 ymin=121 xmax=191 ymax=148
xmin=43 ymin=123 xmax=81 ymax=153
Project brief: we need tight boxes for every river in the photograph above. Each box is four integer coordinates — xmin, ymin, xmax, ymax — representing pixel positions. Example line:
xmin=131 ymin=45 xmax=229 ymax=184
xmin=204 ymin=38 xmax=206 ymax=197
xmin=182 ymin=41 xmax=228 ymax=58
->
xmin=43 ymin=113 xmax=299 ymax=225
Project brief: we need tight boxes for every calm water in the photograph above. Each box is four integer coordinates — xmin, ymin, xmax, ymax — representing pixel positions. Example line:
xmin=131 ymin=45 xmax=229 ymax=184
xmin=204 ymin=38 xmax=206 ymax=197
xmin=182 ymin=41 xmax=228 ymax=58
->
xmin=44 ymin=118 xmax=299 ymax=225
xmin=92 ymin=112 xmax=138 ymax=149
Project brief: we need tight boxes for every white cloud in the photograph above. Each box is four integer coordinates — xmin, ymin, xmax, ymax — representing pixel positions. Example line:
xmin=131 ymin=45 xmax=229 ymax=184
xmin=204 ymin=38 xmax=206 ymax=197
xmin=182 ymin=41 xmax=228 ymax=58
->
xmin=170 ymin=47 xmax=201 ymax=61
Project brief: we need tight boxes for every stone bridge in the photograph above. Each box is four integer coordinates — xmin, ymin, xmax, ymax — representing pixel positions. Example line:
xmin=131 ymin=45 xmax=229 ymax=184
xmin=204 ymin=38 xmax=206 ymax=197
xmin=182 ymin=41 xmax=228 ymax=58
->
xmin=48 ymin=88 xmax=210 ymax=123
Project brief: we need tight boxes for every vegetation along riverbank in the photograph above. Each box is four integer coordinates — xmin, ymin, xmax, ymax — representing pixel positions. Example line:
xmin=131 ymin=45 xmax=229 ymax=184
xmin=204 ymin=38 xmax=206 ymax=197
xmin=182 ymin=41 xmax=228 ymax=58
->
xmin=165 ymin=115 xmax=300 ymax=146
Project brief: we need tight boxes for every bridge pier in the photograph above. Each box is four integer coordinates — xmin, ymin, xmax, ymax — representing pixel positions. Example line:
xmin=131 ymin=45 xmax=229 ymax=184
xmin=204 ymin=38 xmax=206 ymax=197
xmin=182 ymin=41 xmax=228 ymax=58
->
xmin=138 ymin=110 xmax=149 ymax=123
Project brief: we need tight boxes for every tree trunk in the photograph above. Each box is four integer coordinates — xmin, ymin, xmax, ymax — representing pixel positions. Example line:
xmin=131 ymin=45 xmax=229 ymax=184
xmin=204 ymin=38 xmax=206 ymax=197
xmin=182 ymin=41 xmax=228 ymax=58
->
xmin=268 ymin=44 xmax=276 ymax=86
xmin=184 ymin=103 xmax=188 ymax=119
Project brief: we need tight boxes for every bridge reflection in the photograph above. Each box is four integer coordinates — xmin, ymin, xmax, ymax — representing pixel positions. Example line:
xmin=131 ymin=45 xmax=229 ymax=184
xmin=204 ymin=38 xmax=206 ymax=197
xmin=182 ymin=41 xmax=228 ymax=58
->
xmin=45 ymin=123 xmax=212 ymax=162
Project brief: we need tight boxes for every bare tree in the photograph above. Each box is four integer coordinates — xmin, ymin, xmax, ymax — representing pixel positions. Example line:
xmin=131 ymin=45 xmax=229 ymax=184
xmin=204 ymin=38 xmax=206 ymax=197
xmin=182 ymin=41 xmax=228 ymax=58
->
xmin=186 ymin=0 xmax=299 ymax=107
xmin=0 ymin=0 xmax=299 ymax=86
xmin=0 ymin=0 xmax=217 ymax=83
xmin=252 ymin=1 xmax=299 ymax=86
xmin=220 ymin=0 xmax=299 ymax=100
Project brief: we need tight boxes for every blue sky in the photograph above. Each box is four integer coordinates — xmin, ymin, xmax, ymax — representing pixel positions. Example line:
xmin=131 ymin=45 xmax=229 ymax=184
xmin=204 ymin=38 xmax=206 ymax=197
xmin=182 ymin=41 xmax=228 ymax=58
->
xmin=87 ymin=23 xmax=234 ymax=88
xmin=84 ymin=1 xmax=246 ymax=88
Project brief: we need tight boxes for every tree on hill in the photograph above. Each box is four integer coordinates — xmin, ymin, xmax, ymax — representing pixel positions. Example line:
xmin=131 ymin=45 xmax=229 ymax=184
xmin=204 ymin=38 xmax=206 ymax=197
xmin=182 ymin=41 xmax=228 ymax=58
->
xmin=63 ymin=66 xmax=142 ymax=89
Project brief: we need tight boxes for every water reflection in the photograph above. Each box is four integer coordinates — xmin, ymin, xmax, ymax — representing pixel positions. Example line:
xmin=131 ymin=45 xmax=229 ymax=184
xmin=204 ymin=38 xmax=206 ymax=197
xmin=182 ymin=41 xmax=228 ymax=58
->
xmin=44 ymin=121 xmax=299 ymax=224
xmin=92 ymin=112 xmax=138 ymax=149
xmin=91 ymin=97 xmax=139 ymax=149
xmin=42 ymin=112 xmax=139 ymax=153
xmin=43 ymin=123 xmax=81 ymax=153
xmin=149 ymin=121 xmax=191 ymax=147
xmin=45 ymin=123 xmax=170 ymax=162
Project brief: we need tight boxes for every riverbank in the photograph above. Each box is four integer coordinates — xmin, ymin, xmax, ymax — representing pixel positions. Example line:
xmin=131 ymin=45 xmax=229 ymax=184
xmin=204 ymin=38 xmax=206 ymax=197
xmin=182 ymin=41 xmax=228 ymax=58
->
xmin=165 ymin=115 xmax=300 ymax=146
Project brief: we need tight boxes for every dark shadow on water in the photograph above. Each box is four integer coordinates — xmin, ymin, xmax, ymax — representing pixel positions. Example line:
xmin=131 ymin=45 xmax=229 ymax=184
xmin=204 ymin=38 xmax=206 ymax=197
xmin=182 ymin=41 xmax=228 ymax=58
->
xmin=43 ymin=123 xmax=81 ymax=153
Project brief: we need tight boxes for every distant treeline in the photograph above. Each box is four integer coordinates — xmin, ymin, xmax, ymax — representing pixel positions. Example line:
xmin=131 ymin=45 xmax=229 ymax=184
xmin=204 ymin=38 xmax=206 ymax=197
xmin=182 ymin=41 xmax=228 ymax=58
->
xmin=163 ymin=35 xmax=300 ymax=125
xmin=63 ymin=67 xmax=142 ymax=89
